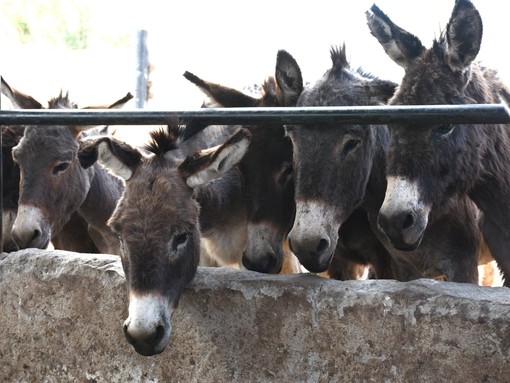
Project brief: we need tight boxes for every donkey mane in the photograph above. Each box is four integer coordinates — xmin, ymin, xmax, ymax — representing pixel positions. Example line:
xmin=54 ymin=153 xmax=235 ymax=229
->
xmin=330 ymin=45 xmax=379 ymax=81
xmin=143 ymin=124 xmax=185 ymax=157
xmin=261 ymin=77 xmax=278 ymax=101
xmin=47 ymin=91 xmax=77 ymax=109
xmin=330 ymin=45 xmax=349 ymax=70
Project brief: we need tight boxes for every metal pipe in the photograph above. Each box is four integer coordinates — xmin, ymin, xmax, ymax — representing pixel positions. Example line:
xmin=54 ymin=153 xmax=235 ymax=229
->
xmin=0 ymin=104 xmax=508 ymax=126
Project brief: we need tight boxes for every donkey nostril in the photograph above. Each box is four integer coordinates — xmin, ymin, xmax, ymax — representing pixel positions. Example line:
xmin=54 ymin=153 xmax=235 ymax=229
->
xmin=31 ymin=229 xmax=42 ymax=242
xmin=154 ymin=325 xmax=165 ymax=344
xmin=316 ymin=238 xmax=330 ymax=254
xmin=401 ymin=213 xmax=415 ymax=230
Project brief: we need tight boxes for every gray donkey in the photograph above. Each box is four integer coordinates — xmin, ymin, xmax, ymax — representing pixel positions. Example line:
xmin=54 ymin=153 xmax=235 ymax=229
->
xmin=367 ymin=0 xmax=510 ymax=285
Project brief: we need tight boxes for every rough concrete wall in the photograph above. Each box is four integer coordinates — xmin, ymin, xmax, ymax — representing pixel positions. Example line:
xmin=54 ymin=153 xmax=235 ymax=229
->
xmin=1 ymin=249 xmax=509 ymax=383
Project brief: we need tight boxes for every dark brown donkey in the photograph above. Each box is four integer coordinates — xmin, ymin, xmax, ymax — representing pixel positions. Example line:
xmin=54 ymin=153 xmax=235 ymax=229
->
xmin=183 ymin=49 xmax=303 ymax=274
xmin=2 ymin=77 xmax=132 ymax=254
xmin=367 ymin=0 xmax=510 ymax=285
xmin=79 ymin=123 xmax=251 ymax=356
xmin=286 ymin=44 xmax=481 ymax=283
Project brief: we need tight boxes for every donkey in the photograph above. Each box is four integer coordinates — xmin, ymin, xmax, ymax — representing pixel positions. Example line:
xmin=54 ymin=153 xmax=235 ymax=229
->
xmin=286 ymin=44 xmax=481 ymax=283
xmin=1 ymin=128 xmax=101 ymax=254
xmin=367 ymin=0 xmax=510 ymax=285
xmin=78 ymin=123 xmax=251 ymax=356
xmin=2 ymin=77 xmax=132 ymax=254
xmin=182 ymin=49 xmax=303 ymax=274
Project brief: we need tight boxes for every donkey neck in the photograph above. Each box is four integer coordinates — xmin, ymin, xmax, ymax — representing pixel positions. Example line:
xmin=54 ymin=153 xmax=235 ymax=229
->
xmin=78 ymin=162 xmax=124 ymax=234
xmin=195 ymin=169 xmax=245 ymax=235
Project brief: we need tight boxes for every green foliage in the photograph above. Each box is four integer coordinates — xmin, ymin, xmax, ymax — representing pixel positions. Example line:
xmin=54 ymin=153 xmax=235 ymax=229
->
xmin=0 ymin=0 xmax=131 ymax=50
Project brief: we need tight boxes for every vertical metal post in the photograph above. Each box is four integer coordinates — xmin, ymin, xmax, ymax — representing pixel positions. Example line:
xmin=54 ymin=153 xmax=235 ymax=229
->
xmin=135 ymin=30 xmax=149 ymax=109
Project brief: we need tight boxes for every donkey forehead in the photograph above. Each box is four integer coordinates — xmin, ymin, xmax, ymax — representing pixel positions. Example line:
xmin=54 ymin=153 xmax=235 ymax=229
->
xmin=287 ymin=123 xmax=365 ymax=141
xmin=17 ymin=126 xmax=79 ymax=151
xmin=14 ymin=129 xmax=78 ymax=162
xmin=117 ymin=168 xmax=196 ymax=218
xmin=392 ymin=58 xmax=463 ymax=105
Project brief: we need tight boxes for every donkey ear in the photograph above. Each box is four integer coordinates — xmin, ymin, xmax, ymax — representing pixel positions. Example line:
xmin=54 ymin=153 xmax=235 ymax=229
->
xmin=366 ymin=4 xmax=425 ymax=69
xmin=275 ymin=50 xmax=303 ymax=106
xmin=82 ymin=92 xmax=134 ymax=110
xmin=73 ymin=92 xmax=134 ymax=136
xmin=180 ymin=128 xmax=251 ymax=188
xmin=1 ymin=77 xmax=44 ymax=109
xmin=445 ymin=0 xmax=483 ymax=73
xmin=79 ymin=136 xmax=142 ymax=180
xmin=183 ymin=71 xmax=258 ymax=107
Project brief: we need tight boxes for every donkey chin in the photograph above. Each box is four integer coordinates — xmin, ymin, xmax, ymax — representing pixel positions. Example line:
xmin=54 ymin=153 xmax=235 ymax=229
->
xmin=123 ymin=292 xmax=174 ymax=356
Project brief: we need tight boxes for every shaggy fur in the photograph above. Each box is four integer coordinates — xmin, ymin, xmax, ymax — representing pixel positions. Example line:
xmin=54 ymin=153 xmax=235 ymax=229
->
xmin=287 ymin=42 xmax=481 ymax=283
xmin=78 ymin=120 xmax=250 ymax=355
xmin=367 ymin=0 xmax=508 ymax=283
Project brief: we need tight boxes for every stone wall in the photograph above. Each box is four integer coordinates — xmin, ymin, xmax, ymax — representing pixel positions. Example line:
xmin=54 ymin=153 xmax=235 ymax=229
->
xmin=1 ymin=249 xmax=509 ymax=383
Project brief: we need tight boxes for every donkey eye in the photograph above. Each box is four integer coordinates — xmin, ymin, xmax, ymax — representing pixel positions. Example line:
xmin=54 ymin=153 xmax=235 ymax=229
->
xmin=53 ymin=162 xmax=70 ymax=175
xmin=341 ymin=139 xmax=361 ymax=158
xmin=172 ymin=232 xmax=190 ymax=250
xmin=278 ymin=164 xmax=293 ymax=186
xmin=435 ymin=124 xmax=455 ymax=137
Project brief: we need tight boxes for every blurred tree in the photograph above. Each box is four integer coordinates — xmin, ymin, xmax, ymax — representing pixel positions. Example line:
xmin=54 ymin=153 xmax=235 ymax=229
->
xmin=0 ymin=0 xmax=133 ymax=50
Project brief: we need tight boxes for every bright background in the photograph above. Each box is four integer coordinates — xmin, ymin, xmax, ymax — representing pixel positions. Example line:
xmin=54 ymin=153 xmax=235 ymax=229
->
xmin=1 ymin=0 xmax=508 ymax=109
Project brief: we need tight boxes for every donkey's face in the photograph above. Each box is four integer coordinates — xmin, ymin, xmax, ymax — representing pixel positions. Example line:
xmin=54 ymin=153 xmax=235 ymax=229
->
xmin=183 ymin=49 xmax=303 ymax=274
xmin=285 ymin=46 xmax=396 ymax=272
xmin=12 ymin=122 xmax=92 ymax=249
xmin=367 ymin=0 xmax=492 ymax=250
xmin=2 ymin=78 xmax=132 ymax=249
xmin=79 ymin=126 xmax=250 ymax=356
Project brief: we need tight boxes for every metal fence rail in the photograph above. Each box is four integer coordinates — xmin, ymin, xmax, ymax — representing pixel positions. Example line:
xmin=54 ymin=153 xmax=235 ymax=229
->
xmin=2 ymin=104 xmax=510 ymax=252
xmin=1 ymin=104 xmax=509 ymax=126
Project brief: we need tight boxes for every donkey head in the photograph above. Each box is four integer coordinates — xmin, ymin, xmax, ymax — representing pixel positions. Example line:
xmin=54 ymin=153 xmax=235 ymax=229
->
xmin=366 ymin=0 xmax=497 ymax=250
xmin=79 ymin=125 xmax=251 ymax=356
xmin=183 ymin=49 xmax=303 ymax=274
xmin=285 ymin=45 xmax=396 ymax=272
xmin=2 ymin=77 xmax=133 ymax=250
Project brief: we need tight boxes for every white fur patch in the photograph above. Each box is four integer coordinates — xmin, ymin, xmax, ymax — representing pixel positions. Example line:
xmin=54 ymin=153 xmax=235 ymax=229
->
xmin=290 ymin=201 xmax=340 ymax=247
xmin=380 ymin=176 xmax=432 ymax=244
xmin=12 ymin=205 xmax=46 ymax=237
xmin=382 ymin=176 xmax=429 ymax=213
xmin=124 ymin=292 xmax=173 ymax=352
xmin=96 ymin=141 xmax=133 ymax=181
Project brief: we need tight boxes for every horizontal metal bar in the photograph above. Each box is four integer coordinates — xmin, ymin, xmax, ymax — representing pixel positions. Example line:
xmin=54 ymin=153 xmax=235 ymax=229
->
xmin=0 ymin=104 xmax=509 ymax=126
